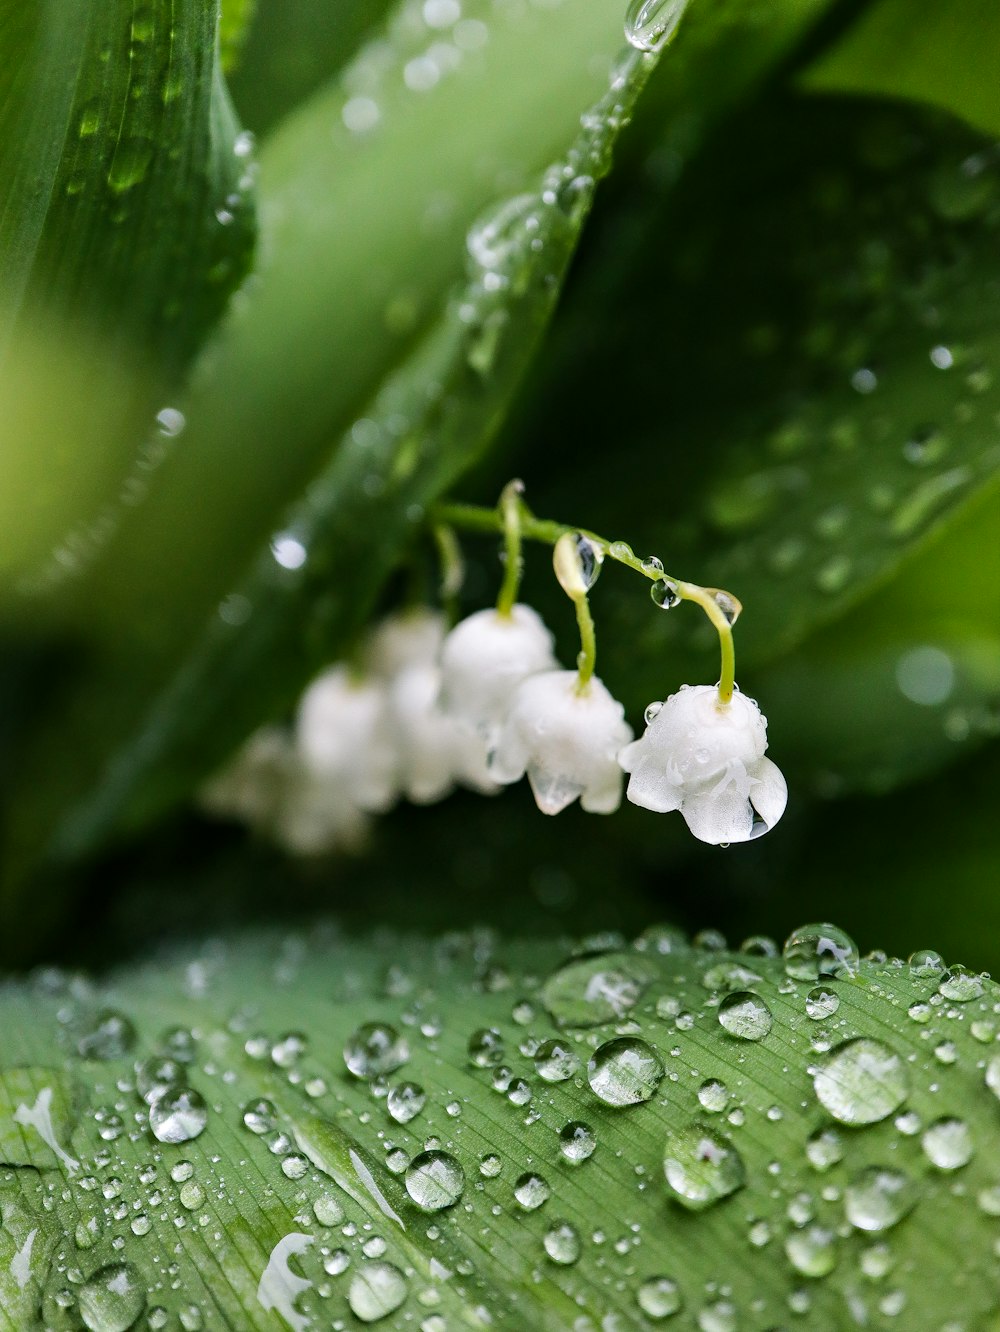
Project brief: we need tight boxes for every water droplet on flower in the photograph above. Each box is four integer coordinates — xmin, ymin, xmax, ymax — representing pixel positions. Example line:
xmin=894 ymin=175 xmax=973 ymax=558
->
xmin=387 ymin=1082 xmax=426 ymax=1124
xmin=147 ymin=1086 xmax=207 ymax=1144
xmin=636 ymin=1274 xmax=683 ymax=1319
xmin=650 ymin=578 xmax=680 ymax=610
xmin=514 ymin=1171 xmax=550 ymax=1210
xmin=344 ymin=1023 xmax=409 ymax=1078
xmin=588 ymin=1037 xmax=664 ymax=1106
xmin=543 ymin=1219 xmax=581 ymax=1265
xmin=922 ymin=1117 xmax=973 ymax=1170
xmin=405 ymin=1150 xmax=465 ymax=1210
xmin=78 ymin=1262 xmax=146 ymax=1332
xmin=717 ymin=991 xmax=772 ymax=1041
xmin=559 ymin=1120 xmax=596 ymax=1163
xmin=783 ymin=923 xmax=859 ymax=981
xmin=845 ymin=1166 xmax=915 ymax=1231
xmin=624 ymin=0 xmax=688 ymax=52
xmin=348 ymin=1261 xmax=408 ymax=1322
xmin=534 ymin=1038 xmax=580 ymax=1082
xmin=813 ymin=1039 xmax=908 ymax=1125
xmin=662 ymin=1122 xmax=745 ymax=1210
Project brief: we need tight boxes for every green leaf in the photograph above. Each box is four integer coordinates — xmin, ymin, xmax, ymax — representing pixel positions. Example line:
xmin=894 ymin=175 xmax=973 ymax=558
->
xmin=1 ymin=923 xmax=998 ymax=1328
xmin=0 ymin=0 xmax=255 ymax=582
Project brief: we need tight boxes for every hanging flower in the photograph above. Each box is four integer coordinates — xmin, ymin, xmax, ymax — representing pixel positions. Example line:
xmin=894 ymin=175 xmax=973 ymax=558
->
xmin=295 ymin=665 xmax=398 ymax=813
xmin=438 ymin=604 xmax=557 ymax=746
xmin=619 ymin=684 xmax=787 ymax=844
xmin=489 ymin=669 xmax=634 ymax=815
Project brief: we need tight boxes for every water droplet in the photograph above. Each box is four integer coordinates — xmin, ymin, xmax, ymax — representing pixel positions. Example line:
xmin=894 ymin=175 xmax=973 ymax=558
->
xmin=466 ymin=193 xmax=538 ymax=271
xmin=467 ymin=1028 xmax=505 ymax=1067
xmin=543 ymin=1219 xmax=581 ymax=1265
xmin=636 ymin=1275 xmax=682 ymax=1319
xmin=479 ymin=1152 xmax=502 ymax=1177
xmin=135 ymin=1057 xmax=185 ymax=1104
xmin=845 ymin=1166 xmax=915 ymax=1231
xmin=697 ymin=1079 xmax=729 ymax=1113
xmin=542 ymin=951 xmax=655 ymax=1026
xmin=650 ymin=578 xmax=680 ymax=610
xmin=270 ymin=534 xmax=308 ymax=571
xmin=344 ymin=1023 xmax=409 ymax=1078
xmin=553 ymin=532 xmax=604 ymax=596
xmin=387 ymin=1082 xmax=426 ymax=1124
xmin=78 ymin=1262 xmax=146 ymax=1332
xmin=404 ymin=1150 xmax=465 ymax=1211
xmin=985 ymin=1055 xmax=1000 ymax=1101
xmin=313 ymin=1194 xmax=344 ymax=1227
xmin=588 ymin=1037 xmax=664 ymax=1106
xmin=922 ymin=1117 xmax=973 ymax=1170
xmin=813 ymin=1039 xmax=908 ymax=1125
xmin=624 ymin=0 xmax=688 ymax=51
xmin=709 ymin=589 xmax=742 ymax=625
xmin=559 ymin=1120 xmax=596 ymax=1163
xmin=785 ymin=1225 xmax=837 ymax=1277
xmin=148 ymin=1088 xmax=208 ymax=1144
xmin=783 ymin=923 xmax=859 ymax=981
xmin=717 ymin=991 xmax=772 ymax=1041
xmin=662 ymin=1123 xmax=745 ymax=1210
xmin=534 ymin=1038 xmax=580 ymax=1083
xmin=242 ymin=1098 xmax=278 ymax=1135
xmin=348 ymin=1261 xmax=408 ymax=1323
xmin=75 ymin=1009 xmax=137 ymax=1060
xmin=702 ymin=961 xmax=763 ymax=993
xmin=805 ymin=987 xmax=840 ymax=1020
xmin=514 ymin=1171 xmax=550 ymax=1210
xmin=937 ymin=966 xmax=984 ymax=1002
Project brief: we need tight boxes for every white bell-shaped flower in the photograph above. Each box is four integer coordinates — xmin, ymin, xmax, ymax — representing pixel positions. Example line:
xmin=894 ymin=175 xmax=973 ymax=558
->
xmin=200 ymin=727 xmax=294 ymax=828
xmin=438 ymin=604 xmax=557 ymax=745
xmin=272 ymin=762 xmax=371 ymax=855
xmin=386 ymin=661 xmax=498 ymax=803
xmin=619 ymin=683 xmax=787 ymax=844
xmin=295 ymin=665 xmax=398 ymax=812
xmin=366 ymin=608 xmax=445 ymax=678
xmin=489 ymin=669 xmax=634 ymax=815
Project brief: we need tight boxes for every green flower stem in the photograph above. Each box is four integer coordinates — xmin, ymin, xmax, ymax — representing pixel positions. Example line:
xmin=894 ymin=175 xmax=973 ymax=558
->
xmin=574 ymin=591 xmax=597 ymax=692
xmin=433 ymin=497 xmax=738 ymax=700
xmin=432 ymin=522 xmax=465 ymax=623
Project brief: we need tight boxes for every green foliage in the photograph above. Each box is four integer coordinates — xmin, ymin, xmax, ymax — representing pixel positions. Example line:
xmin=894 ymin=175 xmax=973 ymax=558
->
xmin=2 ymin=927 xmax=999 ymax=1330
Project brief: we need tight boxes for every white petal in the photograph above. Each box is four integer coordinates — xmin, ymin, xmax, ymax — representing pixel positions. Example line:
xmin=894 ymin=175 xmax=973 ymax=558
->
xmin=366 ymin=609 xmax=445 ymax=678
xmin=681 ymin=785 xmax=755 ymax=845
xmin=295 ymin=667 xmax=399 ymax=812
xmin=200 ymin=728 xmax=293 ymax=826
xmin=527 ymin=765 xmax=583 ymax=816
xmin=580 ymin=770 xmax=624 ymax=815
xmin=748 ymin=756 xmax=788 ymax=835
xmin=622 ymin=740 xmax=684 ymax=813
xmin=439 ymin=604 xmax=557 ymax=742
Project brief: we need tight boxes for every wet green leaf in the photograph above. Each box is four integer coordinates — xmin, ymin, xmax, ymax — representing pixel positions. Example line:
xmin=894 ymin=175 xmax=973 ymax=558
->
xmin=1 ymin=924 xmax=998 ymax=1328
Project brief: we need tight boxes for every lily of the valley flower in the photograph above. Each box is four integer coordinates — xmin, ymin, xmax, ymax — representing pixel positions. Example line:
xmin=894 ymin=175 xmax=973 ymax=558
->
xmin=438 ymin=604 xmax=557 ymax=745
xmin=296 ymin=666 xmax=398 ymax=813
xmin=489 ymin=670 xmax=633 ymax=815
xmin=619 ymin=683 xmax=787 ymax=844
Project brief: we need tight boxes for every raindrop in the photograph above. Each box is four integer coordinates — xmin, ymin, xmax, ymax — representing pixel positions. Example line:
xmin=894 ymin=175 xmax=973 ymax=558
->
xmin=813 ymin=1039 xmax=908 ymax=1125
xmin=553 ymin=532 xmax=604 ymax=596
xmin=514 ymin=1172 xmax=551 ymax=1210
xmin=717 ymin=991 xmax=772 ymax=1041
xmin=541 ymin=951 xmax=655 ymax=1026
xmin=387 ymin=1082 xmax=426 ymax=1125
xmin=75 ymin=1009 xmax=137 ymax=1060
xmin=922 ymin=1117 xmax=973 ymax=1170
xmin=624 ymin=0 xmax=688 ymax=52
xmin=783 ymin=923 xmax=859 ymax=981
xmin=404 ymin=1150 xmax=465 ymax=1211
xmin=135 ymin=1057 xmax=185 ymax=1104
xmin=344 ymin=1023 xmax=409 ymax=1079
xmin=697 ymin=1079 xmax=729 ymax=1113
xmin=543 ymin=1220 xmax=581 ymax=1265
xmin=467 ymin=1028 xmax=505 ymax=1067
xmin=805 ymin=987 xmax=840 ymax=1020
xmin=148 ymin=1087 xmax=208 ymax=1144
xmin=710 ymin=589 xmax=742 ymax=625
xmin=805 ymin=1126 xmax=844 ymax=1171
xmin=785 ymin=1225 xmax=837 ymax=1277
xmin=479 ymin=1153 xmax=502 ymax=1177
xmin=662 ymin=1123 xmax=746 ymax=1210
xmin=78 ymin=1262 xmax=146 ymax=1332
xmin=242 ymin=1098 xmax=277 ymax=1135
xmin=650 ymin=578 xmax=680 ymax=610
xmin=559 ymin=1120 xmax=596 ymax=1163
xmin=534 ymin=1039 xmax=580 ymax=1082
xmin=588 ymin=1037 xmax=664 ymax=1106
xmin=937 ymin=967 xmax=984 ymax=1002
xmin=313 ymin=1194 xmax=344 ymax=1227
xmin=637 ymin=1274 xmax=683 ymax=1319
xmin=348 ymin=1261 xmax=408 ymax=1323
xmin=845 ymin=1166 xmax=915 ymax=1231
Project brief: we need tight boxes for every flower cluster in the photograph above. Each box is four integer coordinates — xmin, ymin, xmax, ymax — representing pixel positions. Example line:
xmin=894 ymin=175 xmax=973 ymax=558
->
xmin=203 ymin=605 xmax=787 ymax=851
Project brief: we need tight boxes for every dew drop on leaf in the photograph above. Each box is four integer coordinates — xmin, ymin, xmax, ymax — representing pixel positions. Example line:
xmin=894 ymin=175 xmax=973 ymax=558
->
xmin=344 ymin=1023 xmax=409 ymax=1079
xmin=348 ymin=1261 xmax=408 ymax=1323
xmin=404 ymin=1149 xmax=465 ymax=1211
xmin=514 ymin=1171 xmax=551 ymax=1210
xmin=717 ymin=991 xmax=773 ymax=1041
xmin=558 ymin=1120 xmax=596 ymax=1163
xmin=78 ymin=1262 xmax=146 ymax=1332
xmin=812 ymin=1038 xmax=908 ymax=1125
xmin=636 ymin=1274 xmax=683 ymax=1319
xmin=785 ymin=1224 xmax=838 ymax=1277
xmin=588 ymin=1037 xmax=664 ymax=1106
xmin=844 ymin=1166 xmax=915 ymax=1232
xmin=148 ymin=1087 xmax=208 ymax=1144
xmin=922 ymin=1117 xmax=974 ymax=1170
xmin=782 ymin=923 xmax=859 ymax=981
xmin=662 ymin=1123 xmax=746 ymax=1210
xmin=386 ymin=1081 xmax=426 ymax=1124
xmin=543 ymin=1219 xmax=581 ymax=1265
xmin=534 ymin=1038 xmax=580 ymax=1082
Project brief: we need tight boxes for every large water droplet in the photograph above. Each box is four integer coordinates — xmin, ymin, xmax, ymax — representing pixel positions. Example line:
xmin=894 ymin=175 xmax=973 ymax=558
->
xmin=813 ymin=1038 xmax=908 ymax=1125
xmin=348 ymin=1261 xmax=408 ymax=1323
xmin=844 ymin=1166 xmax=915 ymax=1231
xmin=404 ymin=1150 xmax=465 ymax=1211
xmin=937 ymin=967 xmax=984 ymax=1002
xmin=783 ymin=923 xmax=859 ymax=981
xmin=636 ymin=1274 xmax=682 ymax=1319
xmin=717 ymin=991 xmax=772 ymax=1041
xmin=344 ymin=1023 xmax=409 ymax=1079
xmin=534 ymin=1038 xmax=580 ymax=1082
xmin=514 ymin=1171 xmax=551 ymax=1210
xmin=650 ymin=578 xmax=680 ymax=610
xmin=543 ymin=1219 xmax=581 ymax=1265
xmin=624 ymin=0 xmax=688 ymax=52
xmin=588 ymin=1037 xmax=664 ymax=1106
xmin=559 ymin=1120 xmax=596 ymax=1163
xmin=78 ymin=1262 xmax=146 ymax=1332
xmin=541 ymin=951 xmax=656 ymax=1027
xmin=387 ymin=1082 xmax=426 ymax=1124
xmin=148 ymin=1087 xmax=208 ymax=1144
xmin=922 ymin=1116 xmax=974 ymax=1170
xmin=805 ymin=1126 xmax=844 ymax=1171
xmin=662 ymin=1122 xmax=745 ymax=1210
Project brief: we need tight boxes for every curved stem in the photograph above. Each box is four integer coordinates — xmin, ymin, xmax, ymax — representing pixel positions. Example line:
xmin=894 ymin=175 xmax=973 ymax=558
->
xmin=674 ymin=582 xmax=736 ymax=703
xmin=495 ymin=481 xmax=524 ymax=617
xmin=574 ymin=593 xmax=597 ymax=692
xmin=432 ymin=523 xmax=464 ymax=624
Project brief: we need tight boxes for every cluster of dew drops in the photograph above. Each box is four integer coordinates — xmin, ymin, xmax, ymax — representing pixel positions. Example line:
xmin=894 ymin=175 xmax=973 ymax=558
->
xmin=25 ymin=920 xmax=1000 ymax=1329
